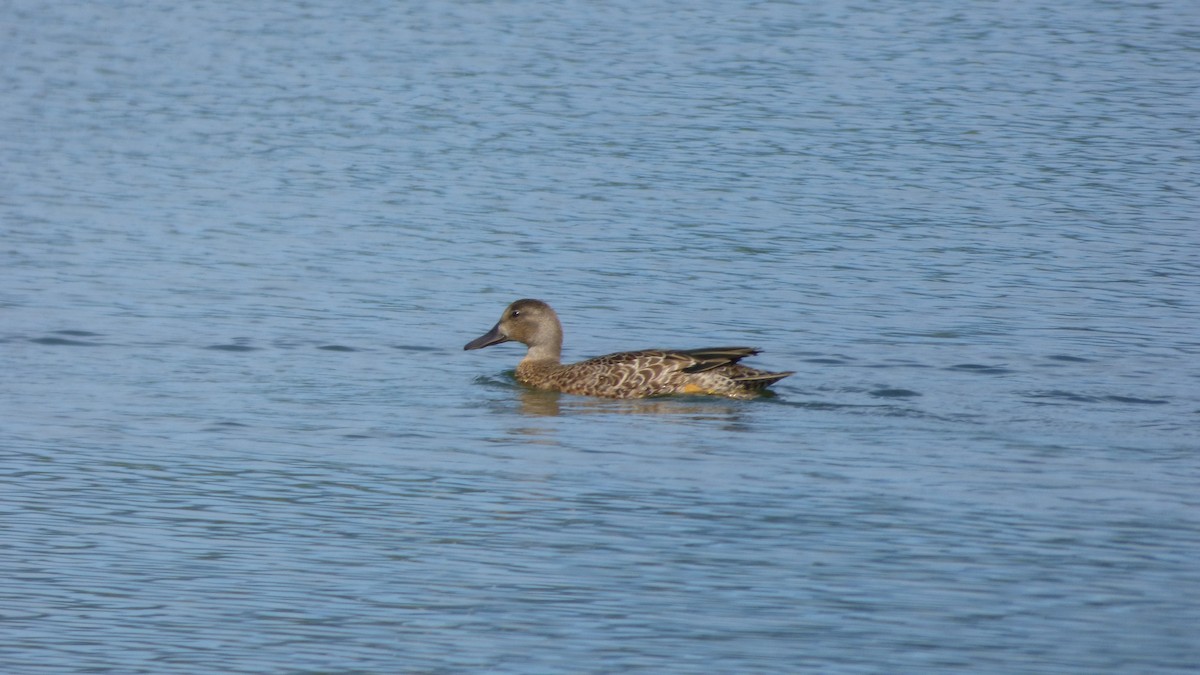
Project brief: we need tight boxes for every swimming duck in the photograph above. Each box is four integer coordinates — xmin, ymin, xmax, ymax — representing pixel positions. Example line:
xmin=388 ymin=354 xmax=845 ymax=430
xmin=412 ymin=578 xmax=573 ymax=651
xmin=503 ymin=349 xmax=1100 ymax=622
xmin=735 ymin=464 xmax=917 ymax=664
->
xmin=464 ymin=299 xmax=792 ymax=399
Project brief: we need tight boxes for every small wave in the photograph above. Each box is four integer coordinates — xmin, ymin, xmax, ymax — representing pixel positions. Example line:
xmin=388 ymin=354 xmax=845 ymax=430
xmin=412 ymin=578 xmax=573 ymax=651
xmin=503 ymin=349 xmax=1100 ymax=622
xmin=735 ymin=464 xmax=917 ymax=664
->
xmin=29 ymin=336 xmax=102 ymax=347
xmin=205 ymin=343 xmax=258 ymax=352
xmin=945 ymin=363 xmax=1013 ymax=375
xmin=1024 ymin=390 xmax=1169 ymax=405
xmin=869 ymin=388 xmax=921 ymax=398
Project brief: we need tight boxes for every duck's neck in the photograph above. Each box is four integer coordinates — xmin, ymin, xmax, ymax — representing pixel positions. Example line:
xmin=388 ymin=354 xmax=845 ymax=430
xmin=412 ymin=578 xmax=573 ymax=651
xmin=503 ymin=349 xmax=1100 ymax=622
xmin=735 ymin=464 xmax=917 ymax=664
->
xmin=521 ymin=311 xmax=564 ymax=364
xmin=522 ymin=339 xmax=562 ymax=364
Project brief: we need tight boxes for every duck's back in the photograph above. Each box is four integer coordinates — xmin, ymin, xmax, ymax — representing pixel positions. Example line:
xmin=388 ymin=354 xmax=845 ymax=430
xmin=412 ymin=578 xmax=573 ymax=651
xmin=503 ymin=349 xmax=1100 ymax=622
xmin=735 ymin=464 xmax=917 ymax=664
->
xmin=516 ymin=347 xmax=791 ymax=399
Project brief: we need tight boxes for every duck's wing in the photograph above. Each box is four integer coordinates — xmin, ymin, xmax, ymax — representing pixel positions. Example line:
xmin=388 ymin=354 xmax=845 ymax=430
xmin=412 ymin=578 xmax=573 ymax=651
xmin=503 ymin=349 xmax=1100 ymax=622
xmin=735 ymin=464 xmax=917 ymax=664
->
xmin=564 ymin=347 xmax=790 ymax=398
xmin=674 ymin=347 xmax=761 ymax=373
xmin=577 ymin=347 xmax=756 ymax=371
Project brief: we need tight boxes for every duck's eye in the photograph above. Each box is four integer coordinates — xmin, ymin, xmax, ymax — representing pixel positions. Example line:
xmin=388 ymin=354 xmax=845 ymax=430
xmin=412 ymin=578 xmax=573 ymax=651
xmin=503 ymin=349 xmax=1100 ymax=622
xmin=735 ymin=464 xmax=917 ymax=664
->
xmin=511 ymin=310 xmax=521 ymax=318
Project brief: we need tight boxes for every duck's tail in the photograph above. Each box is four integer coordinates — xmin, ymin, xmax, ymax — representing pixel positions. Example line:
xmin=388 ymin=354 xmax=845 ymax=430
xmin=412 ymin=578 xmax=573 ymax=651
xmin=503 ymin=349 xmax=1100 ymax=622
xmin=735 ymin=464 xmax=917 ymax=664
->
xmin=677 ymin=347 xmax=792 ymax=393
xmin=732 ymin=370 xmax=794 ymax=390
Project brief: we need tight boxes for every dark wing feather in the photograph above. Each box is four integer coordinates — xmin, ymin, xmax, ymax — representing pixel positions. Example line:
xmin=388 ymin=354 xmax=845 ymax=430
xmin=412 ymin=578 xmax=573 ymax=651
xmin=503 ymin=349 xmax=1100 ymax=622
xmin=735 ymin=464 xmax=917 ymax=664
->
xmin=676 ymin=347 xmax=761 ymax=374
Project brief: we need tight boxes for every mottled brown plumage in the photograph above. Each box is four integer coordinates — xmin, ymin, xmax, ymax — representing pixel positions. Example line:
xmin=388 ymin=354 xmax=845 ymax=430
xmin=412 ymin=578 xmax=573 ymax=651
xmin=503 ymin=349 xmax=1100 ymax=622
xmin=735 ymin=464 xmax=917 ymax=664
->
xmin=464 ymin=299 xmax=792 ymax=399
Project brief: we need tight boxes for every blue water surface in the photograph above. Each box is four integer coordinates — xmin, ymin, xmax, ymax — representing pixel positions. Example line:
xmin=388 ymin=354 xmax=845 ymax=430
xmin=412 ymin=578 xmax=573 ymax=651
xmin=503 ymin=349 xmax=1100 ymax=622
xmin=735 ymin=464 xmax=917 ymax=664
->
xmin=2 ymin=0 xmax=1198 ymax=672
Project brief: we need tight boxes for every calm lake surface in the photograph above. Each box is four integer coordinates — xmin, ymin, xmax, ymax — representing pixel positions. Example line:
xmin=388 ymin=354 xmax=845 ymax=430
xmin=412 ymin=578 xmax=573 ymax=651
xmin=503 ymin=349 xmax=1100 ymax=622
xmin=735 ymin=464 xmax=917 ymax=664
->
xmin=3 ymin=0 xmax=1198 ymax=672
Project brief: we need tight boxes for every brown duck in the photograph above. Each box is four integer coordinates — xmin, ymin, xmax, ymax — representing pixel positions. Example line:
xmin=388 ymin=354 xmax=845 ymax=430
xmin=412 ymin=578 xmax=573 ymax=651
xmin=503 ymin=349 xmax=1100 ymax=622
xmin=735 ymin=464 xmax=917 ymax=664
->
xmin=464 ymin=299 xmax=792 ymax=399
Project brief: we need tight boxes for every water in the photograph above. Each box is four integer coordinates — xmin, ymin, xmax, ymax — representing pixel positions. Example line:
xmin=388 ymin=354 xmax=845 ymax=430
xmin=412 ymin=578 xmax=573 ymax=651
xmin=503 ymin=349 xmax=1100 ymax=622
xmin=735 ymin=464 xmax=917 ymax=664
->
xmin=3 ymin=0 xmax=1199 ymax=672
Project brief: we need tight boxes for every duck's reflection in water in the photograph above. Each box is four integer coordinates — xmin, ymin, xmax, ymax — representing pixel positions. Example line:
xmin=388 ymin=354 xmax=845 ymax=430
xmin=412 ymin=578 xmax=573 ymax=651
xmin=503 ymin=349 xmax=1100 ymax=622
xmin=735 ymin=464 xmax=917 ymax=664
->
xmin=498 ymin=387 xmax=761 ymax=443
xmin=516 ymin=387 xmax=750 ymax=420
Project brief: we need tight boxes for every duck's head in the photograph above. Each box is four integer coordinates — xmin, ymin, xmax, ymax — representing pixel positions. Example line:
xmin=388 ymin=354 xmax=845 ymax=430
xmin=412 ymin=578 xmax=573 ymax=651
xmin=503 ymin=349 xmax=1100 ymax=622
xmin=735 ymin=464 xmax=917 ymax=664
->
xmin=464 ymin=299 xmax=563 ymax=359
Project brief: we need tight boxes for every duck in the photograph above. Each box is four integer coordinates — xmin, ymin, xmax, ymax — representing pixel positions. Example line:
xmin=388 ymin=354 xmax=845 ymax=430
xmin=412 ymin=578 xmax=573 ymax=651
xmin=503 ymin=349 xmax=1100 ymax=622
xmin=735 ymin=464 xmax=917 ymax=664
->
xmin=464 ymin=299 xmax=792 ymax=399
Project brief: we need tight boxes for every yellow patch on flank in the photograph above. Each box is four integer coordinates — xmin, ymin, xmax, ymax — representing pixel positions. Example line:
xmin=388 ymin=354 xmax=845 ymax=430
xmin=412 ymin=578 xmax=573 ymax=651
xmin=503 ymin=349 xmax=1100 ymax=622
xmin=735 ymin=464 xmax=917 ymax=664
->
xmin=681 ymin=383 xmax=709 ymax=394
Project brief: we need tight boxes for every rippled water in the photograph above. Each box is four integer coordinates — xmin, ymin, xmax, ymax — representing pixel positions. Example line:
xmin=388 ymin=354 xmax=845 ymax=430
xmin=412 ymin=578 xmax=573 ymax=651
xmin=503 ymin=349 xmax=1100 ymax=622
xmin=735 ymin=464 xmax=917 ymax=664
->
xmin=3 ymin=0 xmax=1199 ymax=672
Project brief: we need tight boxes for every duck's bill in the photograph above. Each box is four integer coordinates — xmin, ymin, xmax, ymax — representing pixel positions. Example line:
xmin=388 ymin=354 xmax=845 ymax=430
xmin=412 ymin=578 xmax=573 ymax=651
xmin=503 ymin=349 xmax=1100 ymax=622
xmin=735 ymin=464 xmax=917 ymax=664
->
xmin=464 ymin=324 xmax=510 ymax=350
